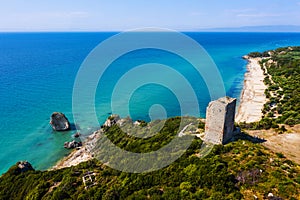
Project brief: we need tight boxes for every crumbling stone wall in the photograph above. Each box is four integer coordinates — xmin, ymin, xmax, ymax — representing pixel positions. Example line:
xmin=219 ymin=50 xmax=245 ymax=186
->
xmin=204 ymin=97 xmax=236 ymax=144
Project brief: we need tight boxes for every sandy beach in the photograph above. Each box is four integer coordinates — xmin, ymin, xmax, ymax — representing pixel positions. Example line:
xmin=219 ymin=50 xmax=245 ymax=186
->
xmin=235 ymin=56 xmax=267 ymax=123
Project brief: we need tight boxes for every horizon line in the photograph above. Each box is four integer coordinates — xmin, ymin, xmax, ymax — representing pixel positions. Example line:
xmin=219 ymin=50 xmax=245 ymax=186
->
xmin=1 ymin=25 xmax=300 ymax=33
xmin=1 ymin=31 xmax=300 ymax=33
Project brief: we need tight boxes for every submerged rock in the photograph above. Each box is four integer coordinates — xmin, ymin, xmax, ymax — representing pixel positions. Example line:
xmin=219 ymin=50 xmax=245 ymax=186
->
xmin=64 ymin=140 xmax=82 ymax=149
xmin=50 ymin=112 xmax=70 ymax=131
xmin=74 ymin=132 xmax=81 ymax=138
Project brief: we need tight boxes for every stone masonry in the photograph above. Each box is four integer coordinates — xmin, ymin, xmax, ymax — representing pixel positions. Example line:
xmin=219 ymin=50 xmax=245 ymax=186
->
xmin=204 ymin=97 xmax=236 ymax=144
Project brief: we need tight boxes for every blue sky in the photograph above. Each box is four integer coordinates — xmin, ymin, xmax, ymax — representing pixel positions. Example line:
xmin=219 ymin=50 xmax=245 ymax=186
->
xmin=1 ymin=0 xmax=300 ymax=31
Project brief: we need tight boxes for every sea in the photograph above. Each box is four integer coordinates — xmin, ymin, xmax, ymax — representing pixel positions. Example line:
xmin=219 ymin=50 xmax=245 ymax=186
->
xmin=1 ymin=32 xmax=300 ymax=174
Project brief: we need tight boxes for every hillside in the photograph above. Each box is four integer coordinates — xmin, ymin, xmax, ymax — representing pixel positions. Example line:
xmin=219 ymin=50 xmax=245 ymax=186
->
xmin=1 ymin=46 xmax=300 ymax=199
xmin=0 ymin=117 xmax=299 ymax=199
xmin=261 ymin=46 xmax=300 ymax=125
xmin=238 ymin=46 xmax=300 ymax=166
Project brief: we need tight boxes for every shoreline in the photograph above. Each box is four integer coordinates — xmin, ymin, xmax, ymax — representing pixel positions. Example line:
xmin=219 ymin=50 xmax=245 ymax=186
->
xmin=235 ymin=56 xmax=267 ymax=123
xmin=51 ymin=130 xmax=101 ymax=170
xmin=52 ymin=56 xmax=269 ymax=170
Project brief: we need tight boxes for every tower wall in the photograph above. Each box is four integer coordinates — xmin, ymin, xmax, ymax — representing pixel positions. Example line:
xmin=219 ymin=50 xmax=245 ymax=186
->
xmin=204 ymin=97 xmax=236 ymax=144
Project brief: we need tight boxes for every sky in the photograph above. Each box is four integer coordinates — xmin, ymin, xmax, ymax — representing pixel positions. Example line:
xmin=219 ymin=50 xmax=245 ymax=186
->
xmin=0 ymin=0 xmax=300 ymax=31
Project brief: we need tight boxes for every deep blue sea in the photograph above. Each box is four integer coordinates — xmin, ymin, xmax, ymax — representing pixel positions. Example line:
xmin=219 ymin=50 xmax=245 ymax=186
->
xmin=1 ymin=32 xmax=300 ymax=174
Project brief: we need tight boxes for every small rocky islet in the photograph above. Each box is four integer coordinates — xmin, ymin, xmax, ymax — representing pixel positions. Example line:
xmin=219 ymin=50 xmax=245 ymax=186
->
xmin=49 ymin=112 xmax=70 ymax=131
xmin=50 ymin=112 xmax=82 ymax=149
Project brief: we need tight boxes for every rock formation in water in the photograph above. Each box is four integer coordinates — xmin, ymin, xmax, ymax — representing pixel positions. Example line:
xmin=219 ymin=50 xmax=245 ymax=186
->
xmin=74 ymin=132 xmax=81 ymax=138
xmin=64 ymin=140 xmax=82 ymax=149
xmin=50 ymin=112 xmax=70 ymax=131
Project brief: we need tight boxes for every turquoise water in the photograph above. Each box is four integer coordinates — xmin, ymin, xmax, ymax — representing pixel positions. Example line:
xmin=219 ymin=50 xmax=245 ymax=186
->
xmin=1 ymin=32 xmax=300 ymax=174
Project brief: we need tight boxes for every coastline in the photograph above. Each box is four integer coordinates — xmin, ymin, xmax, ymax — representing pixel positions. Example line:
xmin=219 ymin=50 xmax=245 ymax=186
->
xmin=52 ymin=55 xmax=269 ymax=170
xmin=235 ymin=56 xmax=267 ymax=123
xmin=51 ymin=130 xmax=101 ymax=170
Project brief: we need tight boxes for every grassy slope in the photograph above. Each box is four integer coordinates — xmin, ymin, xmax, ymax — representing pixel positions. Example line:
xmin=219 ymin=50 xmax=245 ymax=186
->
xmin=0 ymin=118 xmax=299 ymax=200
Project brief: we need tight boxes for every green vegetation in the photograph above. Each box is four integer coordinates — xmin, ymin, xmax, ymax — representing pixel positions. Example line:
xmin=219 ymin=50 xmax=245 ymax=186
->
xmin=98 ymin=117 xmax=198 ymax=154
xmin=220 ymin=140 xmax=300 ymax=199
xmin=1 ymin=117 xmax=299 ymax=199
xmin=262 ymin=46 xmax=300 ymax=125
xmin=241 ymin=46 xmax=300 ymax=129
xmin=248 ymin=51 xmax=270 ymax=58
xmin=261 ymin=46 xmax=300 ymax=126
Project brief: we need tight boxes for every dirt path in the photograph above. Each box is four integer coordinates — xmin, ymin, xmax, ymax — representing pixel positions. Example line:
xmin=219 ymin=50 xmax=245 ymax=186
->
xmin=246 ymin=125 xmax=300 ymax=164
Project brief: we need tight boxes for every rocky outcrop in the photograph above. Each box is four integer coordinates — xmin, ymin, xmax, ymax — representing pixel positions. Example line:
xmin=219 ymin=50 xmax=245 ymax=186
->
xmin=74 ymin=132 xmax=81 ymax=138
xmin=64 ymin=140 xmax=82 ymax=149
xmin=103 ymin=114 xmax=120 ymax=127
xmin=17 ymin=161 xmax=34 ymax=173
xmin=50 ymin=112 xmax=70 ymax=131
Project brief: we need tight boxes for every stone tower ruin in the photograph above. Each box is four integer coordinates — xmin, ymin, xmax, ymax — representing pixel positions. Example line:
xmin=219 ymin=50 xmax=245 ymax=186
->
xmin=204 ymin=97 xmax=236 ymax=145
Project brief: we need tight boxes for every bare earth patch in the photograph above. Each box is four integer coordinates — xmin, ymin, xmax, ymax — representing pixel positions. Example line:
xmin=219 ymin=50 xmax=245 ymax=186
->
xmin=246 ymin=124 xmax=300 ymax=164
